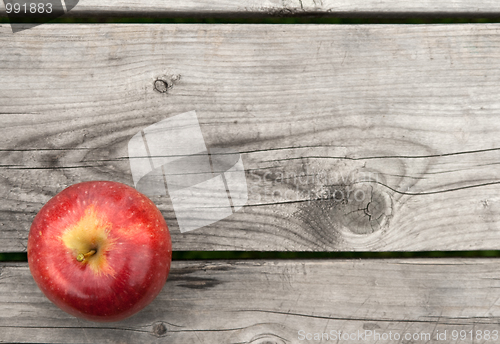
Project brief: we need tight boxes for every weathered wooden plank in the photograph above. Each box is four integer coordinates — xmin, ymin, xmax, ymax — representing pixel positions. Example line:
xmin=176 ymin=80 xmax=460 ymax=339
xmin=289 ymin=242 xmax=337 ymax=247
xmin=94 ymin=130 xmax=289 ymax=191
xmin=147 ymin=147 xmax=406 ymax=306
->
xmin=2 ymin=259 xmax=500 ymax=343
xmin=2 ymin=24 xmax=500 ymax=252
xmin=2 ymin=0 xmax=500 ymax=18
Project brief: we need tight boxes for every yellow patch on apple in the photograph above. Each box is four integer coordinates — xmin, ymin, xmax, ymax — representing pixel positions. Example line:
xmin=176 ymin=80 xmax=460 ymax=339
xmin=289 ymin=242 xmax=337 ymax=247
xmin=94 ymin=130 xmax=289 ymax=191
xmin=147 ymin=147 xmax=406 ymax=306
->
xmin=61 ymin=204 xmax=116 ymax=277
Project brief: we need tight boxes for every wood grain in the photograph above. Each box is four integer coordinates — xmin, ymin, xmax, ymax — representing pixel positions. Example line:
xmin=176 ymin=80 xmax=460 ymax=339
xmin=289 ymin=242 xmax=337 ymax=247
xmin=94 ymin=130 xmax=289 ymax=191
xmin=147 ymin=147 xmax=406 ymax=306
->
xmin=1 ymin=24 xmax=500 ymax=252
xmin=2 ymin=0 xmax=500 ymax=18
xmin=2 ymin=259 xmax=500 ymax=343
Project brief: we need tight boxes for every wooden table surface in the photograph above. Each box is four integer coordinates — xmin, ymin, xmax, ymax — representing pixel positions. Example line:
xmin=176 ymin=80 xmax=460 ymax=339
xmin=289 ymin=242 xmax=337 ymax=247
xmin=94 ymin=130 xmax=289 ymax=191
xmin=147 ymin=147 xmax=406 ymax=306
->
xmin=3 ymin=0 xmax=500 ymax=17
xmin=3 ymin=259 xmax=500 ymax=343
xmin=1 ymin=24 xmax=500 ymax=252
xmin=1 ymin=11 xmax=500 ymax=344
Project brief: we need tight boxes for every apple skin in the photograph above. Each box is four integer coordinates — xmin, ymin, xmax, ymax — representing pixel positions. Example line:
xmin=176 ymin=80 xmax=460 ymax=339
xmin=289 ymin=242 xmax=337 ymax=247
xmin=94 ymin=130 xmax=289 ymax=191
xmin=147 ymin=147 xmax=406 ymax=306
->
xmin=27 ymin=181 xmax=172 ymax=322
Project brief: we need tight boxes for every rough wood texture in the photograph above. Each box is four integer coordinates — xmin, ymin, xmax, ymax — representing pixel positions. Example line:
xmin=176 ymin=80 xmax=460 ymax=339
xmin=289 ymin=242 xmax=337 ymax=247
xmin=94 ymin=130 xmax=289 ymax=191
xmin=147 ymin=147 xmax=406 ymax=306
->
xmin=2 ymin=259 xmax=500 ymax=343
xmin=2 ymin=0 xmax=500 ymax=18
xmin=1 ymin=24 xmax=500 ymax=252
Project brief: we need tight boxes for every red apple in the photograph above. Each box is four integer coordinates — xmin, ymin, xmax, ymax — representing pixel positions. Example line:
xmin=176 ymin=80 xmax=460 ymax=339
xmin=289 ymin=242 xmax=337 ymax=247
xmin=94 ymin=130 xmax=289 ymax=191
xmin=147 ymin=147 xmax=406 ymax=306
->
xmin=27 ymin=181 xmax=172 ymax=322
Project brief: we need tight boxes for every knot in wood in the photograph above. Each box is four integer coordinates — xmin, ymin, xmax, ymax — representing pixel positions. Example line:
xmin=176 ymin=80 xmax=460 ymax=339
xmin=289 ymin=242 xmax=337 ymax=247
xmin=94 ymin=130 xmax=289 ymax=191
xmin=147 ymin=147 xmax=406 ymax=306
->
xmin=152 ymin=322 xmax=167 ymax=337
xmin=337 ymin=183 xmax=392 ymax=235
xmin=154 ymin=79 xmax=169 ymax=93
xmin=298 ymin=181 xmax=392 ymax=242
xmin=153 ymin=73 xmax=181 ymax=94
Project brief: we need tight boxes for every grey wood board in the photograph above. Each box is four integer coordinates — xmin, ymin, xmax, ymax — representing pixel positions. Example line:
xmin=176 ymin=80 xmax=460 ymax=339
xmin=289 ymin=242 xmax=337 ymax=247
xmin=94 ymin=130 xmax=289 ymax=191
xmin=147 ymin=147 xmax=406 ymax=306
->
xmin=1 ymin=24 xmax=500 ymax=252
xmin=2 ymin=259 xmax=500 ymax=343
xmin=2 ymin=0 xmax=500 ymax=17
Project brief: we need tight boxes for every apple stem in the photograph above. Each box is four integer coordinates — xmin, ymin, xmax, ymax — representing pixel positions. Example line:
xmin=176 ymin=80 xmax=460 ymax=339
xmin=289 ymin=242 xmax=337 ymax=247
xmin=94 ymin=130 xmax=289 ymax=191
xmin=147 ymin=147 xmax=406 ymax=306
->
xmin=76 ymin=249 xmax=96 ymax=262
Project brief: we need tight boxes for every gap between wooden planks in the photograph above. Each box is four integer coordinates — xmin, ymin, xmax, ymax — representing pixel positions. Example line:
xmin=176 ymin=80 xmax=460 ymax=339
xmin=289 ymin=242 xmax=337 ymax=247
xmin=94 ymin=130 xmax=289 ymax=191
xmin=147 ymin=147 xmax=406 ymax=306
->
xmin=1 ymin=259 xmax=500 ymax=343
xmin=1 ymin=24 xmax=500 ymax=252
